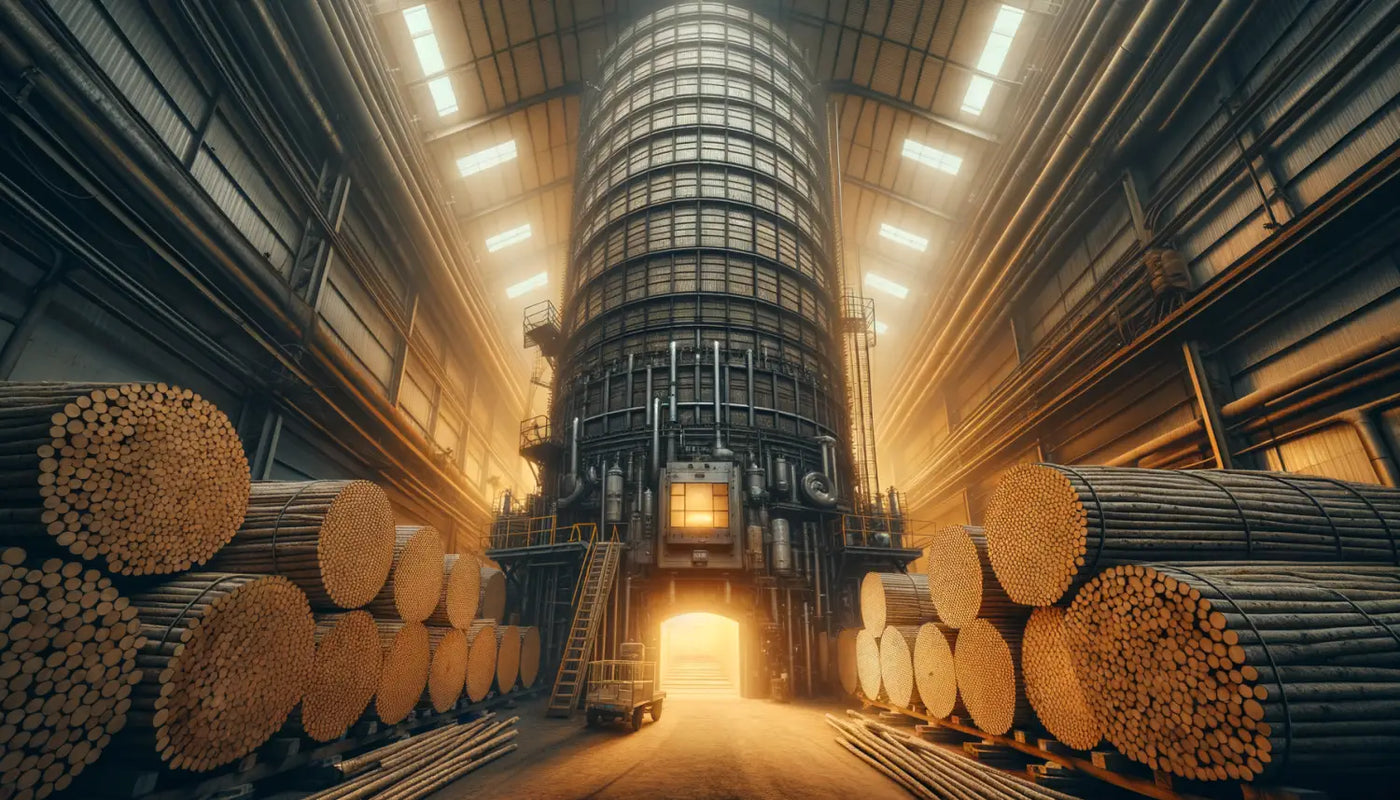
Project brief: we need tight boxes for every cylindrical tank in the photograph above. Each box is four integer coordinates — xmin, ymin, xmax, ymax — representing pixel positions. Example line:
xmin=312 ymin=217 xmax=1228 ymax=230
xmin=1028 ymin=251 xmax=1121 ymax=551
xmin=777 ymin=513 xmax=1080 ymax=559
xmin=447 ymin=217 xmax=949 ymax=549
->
xmin=551 ymin=2 xmax=849 ymax=492
xmin=604 ymin=464 xmax=624 ymax=524
xmin=772 ymin=518 xmax=793 ymax=575
xmin=746 ymin=463 xmax=766 ymax=505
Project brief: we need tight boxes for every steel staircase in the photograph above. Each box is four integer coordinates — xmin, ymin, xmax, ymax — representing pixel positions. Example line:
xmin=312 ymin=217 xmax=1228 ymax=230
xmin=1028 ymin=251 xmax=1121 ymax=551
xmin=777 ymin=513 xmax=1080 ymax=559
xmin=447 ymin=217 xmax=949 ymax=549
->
xmin=545 ymin=539 xmax=623 ymax=717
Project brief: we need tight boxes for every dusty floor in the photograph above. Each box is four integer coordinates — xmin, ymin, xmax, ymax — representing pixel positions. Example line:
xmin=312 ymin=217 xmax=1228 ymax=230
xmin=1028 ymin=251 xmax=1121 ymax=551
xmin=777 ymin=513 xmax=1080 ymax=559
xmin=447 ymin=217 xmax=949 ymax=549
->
xmin=430 ymin=695 xmax=910 ymax=800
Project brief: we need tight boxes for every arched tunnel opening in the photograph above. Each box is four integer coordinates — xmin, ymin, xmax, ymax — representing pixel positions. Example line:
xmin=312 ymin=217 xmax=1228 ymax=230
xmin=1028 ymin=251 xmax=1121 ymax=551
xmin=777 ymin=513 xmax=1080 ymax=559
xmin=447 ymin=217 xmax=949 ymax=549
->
xmin=658 ymin=611 xmax=741 ymax=698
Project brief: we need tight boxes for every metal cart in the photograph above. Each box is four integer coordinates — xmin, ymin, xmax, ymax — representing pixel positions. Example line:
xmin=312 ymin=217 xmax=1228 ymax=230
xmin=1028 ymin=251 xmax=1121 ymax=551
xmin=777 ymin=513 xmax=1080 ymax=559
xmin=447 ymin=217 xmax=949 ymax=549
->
xmin=584 ymin=659 xmax=666 ymax=732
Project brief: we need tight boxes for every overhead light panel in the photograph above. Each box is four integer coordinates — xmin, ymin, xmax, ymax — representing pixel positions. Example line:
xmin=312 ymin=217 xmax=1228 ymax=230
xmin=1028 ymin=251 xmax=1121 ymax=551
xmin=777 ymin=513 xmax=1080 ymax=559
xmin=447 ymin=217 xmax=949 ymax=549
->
xmin=427 ymin=76 xmax=458 ymax=115
xmin=902 ymin=140 xmax=962 ymax=175
xmin=879 ymin=223 xmax=929 ymax=252
xmin=963 ymin=4 xmax=1024 ymax=116
xmin=864 ymin=273 xmax=909 ymax=300
xmin=457 ymin=140 xmax=518 ymax=177
xmin=506 ymin=271 xmax=548 ymax=299
xmin=485 ymin=224 xmax=532 ymax=252
xmin=402 ymin=4 xmax=456 ymax=117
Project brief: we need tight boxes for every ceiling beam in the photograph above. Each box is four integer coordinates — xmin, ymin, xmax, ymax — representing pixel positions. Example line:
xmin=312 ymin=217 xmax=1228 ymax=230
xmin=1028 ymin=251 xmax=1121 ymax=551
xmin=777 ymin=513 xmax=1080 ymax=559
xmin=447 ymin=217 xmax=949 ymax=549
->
xmin=424 ymin=83 xmax=583 ymax=144
xmin=456 ymin=176 xmax=573 ymax=224
xmin=842 ymin=176 xmax=958 ymax=223
xmin=826 ymin=81 xmax=1000 ymax=144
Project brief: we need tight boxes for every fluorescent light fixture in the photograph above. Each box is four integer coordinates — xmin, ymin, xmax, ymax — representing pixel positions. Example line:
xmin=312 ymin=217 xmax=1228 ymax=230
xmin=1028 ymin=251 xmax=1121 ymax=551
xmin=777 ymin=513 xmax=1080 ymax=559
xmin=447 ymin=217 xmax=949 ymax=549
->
xmin=506 ymin=271 xmax=548 ymax=299
xmin=485 ymin=224 xmax=532 ymax=252
xmin=902 ymin=139 xmax=962 ymax=175
xmin=879 ymin=223 xmax=929 ymax=252
xmin=962 ymin=75 xmax=995 ymax=115
xmin=874 ymin=321 xmax=889 ymax=335
xmin=457 ymin=140 xmax=518 ymax=177
xmin=402 ymin=5 xmax=432 ymax=36
xmin=963 ymin=4 xmax=1023 ymax=116
xmin=864 ymin=273 xmax=909 ymax=300
xmin=427 ymin=76 xmax=458 ymax=115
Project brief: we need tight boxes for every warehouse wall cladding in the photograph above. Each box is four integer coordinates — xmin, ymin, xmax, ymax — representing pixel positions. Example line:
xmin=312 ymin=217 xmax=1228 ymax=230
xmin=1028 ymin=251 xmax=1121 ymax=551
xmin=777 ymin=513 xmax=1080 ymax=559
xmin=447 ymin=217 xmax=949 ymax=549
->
xmin=2 ymin=0 xmax=1400 ymax=799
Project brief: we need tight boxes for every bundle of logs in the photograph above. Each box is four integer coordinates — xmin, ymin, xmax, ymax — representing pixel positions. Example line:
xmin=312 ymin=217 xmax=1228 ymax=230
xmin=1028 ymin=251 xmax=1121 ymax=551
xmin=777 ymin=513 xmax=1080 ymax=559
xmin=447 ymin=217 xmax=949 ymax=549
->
xmin=0 ymin=380 xmax=534 ymax=799
xmin=848 ymin=462 xmax=1400 ymax=791
xmin=301 ymin=713 xmax=519 ymax=800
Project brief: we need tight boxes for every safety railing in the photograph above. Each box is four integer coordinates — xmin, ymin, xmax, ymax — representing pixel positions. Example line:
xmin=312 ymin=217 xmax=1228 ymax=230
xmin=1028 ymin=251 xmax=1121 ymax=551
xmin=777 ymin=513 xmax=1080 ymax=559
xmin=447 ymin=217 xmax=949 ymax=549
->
xmin=485 ymin=515 xmax=623 ymax=551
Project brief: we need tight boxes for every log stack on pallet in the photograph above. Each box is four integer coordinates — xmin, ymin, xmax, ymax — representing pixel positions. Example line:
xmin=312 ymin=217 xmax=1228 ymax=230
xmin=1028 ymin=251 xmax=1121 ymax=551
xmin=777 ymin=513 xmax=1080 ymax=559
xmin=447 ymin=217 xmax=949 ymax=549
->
xmin=0 ymin=381 xmax=522 ymax=799
xmin=843 ymin=462 xmax=1400 ymax=797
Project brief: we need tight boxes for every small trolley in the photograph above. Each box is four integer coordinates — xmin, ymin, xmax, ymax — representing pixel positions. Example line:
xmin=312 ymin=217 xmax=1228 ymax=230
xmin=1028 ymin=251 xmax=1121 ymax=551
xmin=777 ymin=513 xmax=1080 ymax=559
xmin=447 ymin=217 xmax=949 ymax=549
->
xmin=584 ymin=659 xmax=666 ymax=732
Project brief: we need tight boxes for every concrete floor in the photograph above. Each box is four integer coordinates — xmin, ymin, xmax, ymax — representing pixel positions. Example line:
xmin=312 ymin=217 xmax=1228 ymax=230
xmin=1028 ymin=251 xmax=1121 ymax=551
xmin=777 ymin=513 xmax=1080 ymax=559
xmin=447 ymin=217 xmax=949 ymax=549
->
xmin=431 ymin=696 xmax=910 ymax=800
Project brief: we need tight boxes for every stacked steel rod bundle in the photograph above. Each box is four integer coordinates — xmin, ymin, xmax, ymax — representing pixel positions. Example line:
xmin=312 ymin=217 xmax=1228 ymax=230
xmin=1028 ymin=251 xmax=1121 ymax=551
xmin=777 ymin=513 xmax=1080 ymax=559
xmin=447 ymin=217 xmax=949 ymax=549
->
xmin=912 ymin=622 xmax=961 ymax=719
xmin=302 ymin=714 xmax=519 ymax=800
xmin=0 ymin=381 xmax=249 ymax=575
xmin=206 ymin=481 xmax=395 ymax=609
xmin=861 ymin=571 xmax=936 ymax=632
xmin=478 ymin=565 xmax=505 ymax=621
xmin=494 ymin=624 xmax=521 ymax=692
xmin=828 ymin=711 xmax=1078 ymax=800
xmin=836 ymin=628 xmax=860 ymax=696
xmin=0 ymin=546 xmax=143 ymax=798
xmin=426 ymin=626 xmax=468 ymax=713
xmin=518 ymin=626 xmax=541 ymax=689
xmin=855 ymin=627 xmax=884 ymax=700
xmin=126 ymin=573 xmax=315 ymax=771
xmin=464 ymin=620 xmax=498 ymax=703
xmin=925 ymin=525 xmax=1016 ymax=628
xmin=296 ymin=611 xmax=382 ymax=742
xmin=953 ymin=616 xmax=1033 ymax=735
xmin=879 ymin=625 xmax=924 ymax=708
xmin=1064 ymin=562 xmax=1400 ymax=783
xmin=1020 ymin=607 xmax=1101 ymax=750
xmin=373 ymin=621 xmax=430 ymax=725
xmin=365 ymin=527 xmax=445 ymax=623
xmin=426 ymin=553 xmax=480 ymax=628
xmin=985 ymin=464 xmax=1400 ymax=605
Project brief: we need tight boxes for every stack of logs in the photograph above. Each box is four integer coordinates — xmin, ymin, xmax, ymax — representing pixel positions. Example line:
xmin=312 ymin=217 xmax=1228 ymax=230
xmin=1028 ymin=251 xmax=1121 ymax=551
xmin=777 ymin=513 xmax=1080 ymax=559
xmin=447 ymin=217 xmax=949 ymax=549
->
xmin=0 ymin=381 xmax=531 ymax=798
xmin=848 ymin=462 xmax=1400 ymax=791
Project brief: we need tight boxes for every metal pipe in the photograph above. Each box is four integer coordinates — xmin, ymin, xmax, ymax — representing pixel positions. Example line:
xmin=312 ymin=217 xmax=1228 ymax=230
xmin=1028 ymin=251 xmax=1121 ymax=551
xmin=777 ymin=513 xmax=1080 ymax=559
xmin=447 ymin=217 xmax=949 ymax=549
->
xmin=652 ymin=398 xmax=661 ymax=477
xmin=626 ymin=354 xmax=634 ymax=421
xmin=668 ymin=340 xmax=678 ymax=422
xmin=813 ymin=525 xmax=823 ymax=619
xmin=746 ymin=348 xmax=755 ymax=426
xmin=802 ymin=602 xmax=813 ymax=698
xmin=570 ymin=416 xmax=580 ymax=477
xmin=645 ymin=365 xmax=653 ymax=425
xmin=712 ymin=341 xmax=734 ymax=457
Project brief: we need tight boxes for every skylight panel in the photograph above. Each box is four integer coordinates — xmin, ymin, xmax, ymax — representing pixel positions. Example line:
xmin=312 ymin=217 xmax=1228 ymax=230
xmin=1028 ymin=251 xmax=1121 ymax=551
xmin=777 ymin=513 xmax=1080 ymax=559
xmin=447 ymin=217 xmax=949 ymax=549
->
xmin=963 ymin=4 xmax=1024 ymax=116
xmin=413 ymin=35 xmax=446 ymax=76
xmin=506 ymin=271 xmax=548 ymax=299
xmin=457 ymin=140 xmax=518 ymax=177
xmin=402 ymin=5 xmax=432 ymax=37
xmin=902 ymin=140 xmax=962 ymax=175
xmin=962 ymin=75 xmax=995 ymax=116
xmin=427 ymin=76 xmax=458 ymax=116
xmin=485 ymin=224 xmax=532 ymax=252
xmin=879 ymin=223 xmax=929 ymax=253
xmin=864 ymin=273 xmax=909 ymax=300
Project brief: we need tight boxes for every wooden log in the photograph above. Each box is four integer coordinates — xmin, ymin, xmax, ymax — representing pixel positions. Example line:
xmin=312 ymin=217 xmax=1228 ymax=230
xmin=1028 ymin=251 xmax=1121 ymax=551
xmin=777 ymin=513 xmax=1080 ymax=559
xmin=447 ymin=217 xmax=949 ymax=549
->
xmin=299 ymin=611 xmax=381 ymax=742
xmin=0 ymin=546 xmax=142 ymax=798
xmin=925 ymin=525 xmax=1016 ymax=628
xmin=374 ymin=621 xmax=430 ymax=725
xmin=1021 ymin=607 xmax=1101 ymax=750
xmin=494 ymin=624 xmax=521 ymax=693
xmin=879 ymin=624 xmax=923 ymax=709
xmin=855 ymin=627 xmax=883 ymax=700
xmin=912 ymin=622 xmax=961 ymax=719
xmin=426 ymin=553 xmax=480 ymax=628
xmin=986 ymin=464 xmax=1400 ymax=605
xmin=836 ymin=628 xmax=860 ymax=696
xmin=861 ymin=571 xmax=936 ymax=632
xmin=464 ymin=621 xmax=498 ymax=703
xmin=426 ymin=626 xmax=468 ymax=713
xmin=478 ymin=565 xmax=505 ymax=622
xmin=365 ymin=527 xmax=445 ymax=624
xmin=518 ymin=627 xmax=541 ymax=689
xmin=126 ymin=573 xmax=315 ymax=771
xmin=1064 ymin=562 xmax=1400 ymax=782
xmin=0 ymin=381 xmax=248 ymax=575
xmin=206 ymin=481 xmax=395 ymax=609
xmin=953 ymin=616 xmax=1032 ymax=735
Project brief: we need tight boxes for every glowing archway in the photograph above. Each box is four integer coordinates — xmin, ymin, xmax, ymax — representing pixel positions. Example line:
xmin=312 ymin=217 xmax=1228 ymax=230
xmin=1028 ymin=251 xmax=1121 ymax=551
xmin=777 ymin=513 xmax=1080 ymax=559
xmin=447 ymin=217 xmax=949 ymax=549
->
xmin=659 ymin=612 xmax=741 ymax=697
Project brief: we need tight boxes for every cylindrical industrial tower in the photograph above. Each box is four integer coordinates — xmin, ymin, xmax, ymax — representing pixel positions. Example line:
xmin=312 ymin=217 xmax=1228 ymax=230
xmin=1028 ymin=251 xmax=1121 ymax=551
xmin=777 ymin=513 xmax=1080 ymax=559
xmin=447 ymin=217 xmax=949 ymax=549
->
xmin=552 ymin=2 xmax=850 ymax=558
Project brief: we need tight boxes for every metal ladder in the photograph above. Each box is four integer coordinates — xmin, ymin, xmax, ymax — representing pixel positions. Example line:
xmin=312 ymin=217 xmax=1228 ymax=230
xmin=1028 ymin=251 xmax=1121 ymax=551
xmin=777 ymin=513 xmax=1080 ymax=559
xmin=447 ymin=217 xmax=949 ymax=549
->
xmin=545 ymin=539 xmax=622 ymax=717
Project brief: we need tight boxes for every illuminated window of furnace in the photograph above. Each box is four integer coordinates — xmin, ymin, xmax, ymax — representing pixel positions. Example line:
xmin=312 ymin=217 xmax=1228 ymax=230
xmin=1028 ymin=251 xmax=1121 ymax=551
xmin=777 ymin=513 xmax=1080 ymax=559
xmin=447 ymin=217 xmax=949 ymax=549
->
xmin=669 ymin=483 xmax=729 ymax=528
